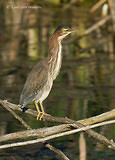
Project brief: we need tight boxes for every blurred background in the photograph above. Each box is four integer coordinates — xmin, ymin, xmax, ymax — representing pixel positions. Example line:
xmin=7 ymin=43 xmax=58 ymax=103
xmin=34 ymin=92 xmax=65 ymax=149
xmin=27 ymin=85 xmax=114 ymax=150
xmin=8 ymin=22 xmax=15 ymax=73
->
xmin=0 ymin=0 xmax=115 ymax=159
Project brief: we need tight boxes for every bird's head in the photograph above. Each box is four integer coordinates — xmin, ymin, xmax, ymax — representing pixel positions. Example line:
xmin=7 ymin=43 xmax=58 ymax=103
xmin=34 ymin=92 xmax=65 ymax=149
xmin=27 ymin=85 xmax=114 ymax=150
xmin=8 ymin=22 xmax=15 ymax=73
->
xmin=54 ymin=25 xmax=78 ymax=41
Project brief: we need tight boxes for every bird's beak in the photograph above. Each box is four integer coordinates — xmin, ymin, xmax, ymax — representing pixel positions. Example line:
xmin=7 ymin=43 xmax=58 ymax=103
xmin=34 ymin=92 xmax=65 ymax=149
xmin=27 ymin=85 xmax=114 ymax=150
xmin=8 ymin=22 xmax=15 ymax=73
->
xmin=69 ymin=28 xmax=79 ymax=32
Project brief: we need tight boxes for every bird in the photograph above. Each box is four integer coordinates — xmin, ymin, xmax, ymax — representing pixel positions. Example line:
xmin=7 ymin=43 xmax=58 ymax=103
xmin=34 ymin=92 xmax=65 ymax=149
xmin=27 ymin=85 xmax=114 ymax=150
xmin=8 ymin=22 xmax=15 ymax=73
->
xmin=19 ymin=25 xmax=78 ymax=120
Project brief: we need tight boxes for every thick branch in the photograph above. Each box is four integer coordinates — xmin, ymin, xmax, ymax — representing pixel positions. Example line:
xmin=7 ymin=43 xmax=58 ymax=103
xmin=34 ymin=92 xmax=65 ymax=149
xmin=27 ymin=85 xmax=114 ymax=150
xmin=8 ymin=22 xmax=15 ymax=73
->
xmin=0 ymin=120 xmax=115 ymax=150
xmin=0 ymin=124 xmax=69 ymax=143
xmin=0 ymin=119 xmax=115 ymax=143
xmin=0 ymin=100 xmax=114 ymax=125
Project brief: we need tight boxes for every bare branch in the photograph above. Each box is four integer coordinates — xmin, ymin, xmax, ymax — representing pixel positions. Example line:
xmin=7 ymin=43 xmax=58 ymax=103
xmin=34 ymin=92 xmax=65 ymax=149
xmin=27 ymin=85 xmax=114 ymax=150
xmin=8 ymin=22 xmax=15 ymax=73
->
xmin=0 ymin=120 xmax=115 ymax=150
xmin=64 ymin=117 xmax=115 ymax=150
xmin=0 ymin=100 xmax=115 ymax=150
xmin=45 ymin=143 xmax=70 ymax=160
xmin=2 ymin=101 xmax=31 ymax=130
xmin=0 ymin=124 xmax=69 ymax=143
xmin=0 ymin=100 xmax=115 ymax=125
xmin=79 ymin=109 xmax=115 ymax=125
xmin=0 ymin=100 xmax=70 ymax=160
xmin=90 ymin=0 xmax=107 ymax=13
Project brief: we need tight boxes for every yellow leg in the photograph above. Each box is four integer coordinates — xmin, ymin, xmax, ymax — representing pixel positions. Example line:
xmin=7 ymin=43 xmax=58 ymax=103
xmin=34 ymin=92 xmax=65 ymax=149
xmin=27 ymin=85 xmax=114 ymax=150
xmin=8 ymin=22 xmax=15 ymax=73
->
xmin=34 ymin=101 xmax=49 ymax=120
xmin=39 ymin=100 xmax=47 ymax=120
xmin=39 ymin=100 xmax=45 ymax=113
xmin=34 ymin=101 xmax=41 ymax=120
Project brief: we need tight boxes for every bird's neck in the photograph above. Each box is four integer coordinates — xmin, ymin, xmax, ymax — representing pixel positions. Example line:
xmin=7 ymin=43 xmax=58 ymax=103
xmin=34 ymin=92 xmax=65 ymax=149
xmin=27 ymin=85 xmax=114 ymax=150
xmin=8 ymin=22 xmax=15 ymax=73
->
xmin=47 ymin=33 xmax=62 ymax=80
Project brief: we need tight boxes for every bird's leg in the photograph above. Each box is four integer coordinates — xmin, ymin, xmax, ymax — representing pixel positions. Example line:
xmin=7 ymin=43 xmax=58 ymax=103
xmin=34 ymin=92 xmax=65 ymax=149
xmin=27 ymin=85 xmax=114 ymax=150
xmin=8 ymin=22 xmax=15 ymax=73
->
xmin=39 ymin=100 xmax=45 ymax=113
xmin=34 ymin=101 xmax=41 ymax=120
xmin=34 ymin=101 xmax=49 ymax=120
xmin=39 ymin=100 xmax=49 ymax=120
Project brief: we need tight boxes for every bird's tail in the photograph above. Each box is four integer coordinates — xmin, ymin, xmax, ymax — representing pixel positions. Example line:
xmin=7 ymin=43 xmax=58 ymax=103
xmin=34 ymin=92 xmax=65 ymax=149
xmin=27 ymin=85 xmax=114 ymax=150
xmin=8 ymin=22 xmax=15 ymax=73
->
xmin=19 ymin=103 xmax=28 ymax=112
xmin=21 ymin=106 xmax=28 ymax=112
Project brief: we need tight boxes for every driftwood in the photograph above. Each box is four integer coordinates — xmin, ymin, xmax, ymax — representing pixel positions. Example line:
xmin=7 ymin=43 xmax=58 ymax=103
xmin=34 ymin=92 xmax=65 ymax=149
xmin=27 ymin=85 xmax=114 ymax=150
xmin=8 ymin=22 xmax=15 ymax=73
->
xmin=0 ymin=99 xmax=115 ymax=159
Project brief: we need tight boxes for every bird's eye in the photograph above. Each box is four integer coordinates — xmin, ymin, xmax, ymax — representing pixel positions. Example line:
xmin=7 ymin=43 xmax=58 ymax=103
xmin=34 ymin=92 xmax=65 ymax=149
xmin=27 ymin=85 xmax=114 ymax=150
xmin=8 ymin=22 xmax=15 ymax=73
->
xmin=63 ymin=28 xmax=68 ymax=32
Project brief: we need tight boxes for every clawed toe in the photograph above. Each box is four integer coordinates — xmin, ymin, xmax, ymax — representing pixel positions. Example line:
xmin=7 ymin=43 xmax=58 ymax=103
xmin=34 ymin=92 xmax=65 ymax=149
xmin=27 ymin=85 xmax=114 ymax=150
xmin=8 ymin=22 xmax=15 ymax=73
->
xmin=35 ymin=101 xmax=50 ymax=121
xmin=37 ymin=112 xmax=49 ymax=121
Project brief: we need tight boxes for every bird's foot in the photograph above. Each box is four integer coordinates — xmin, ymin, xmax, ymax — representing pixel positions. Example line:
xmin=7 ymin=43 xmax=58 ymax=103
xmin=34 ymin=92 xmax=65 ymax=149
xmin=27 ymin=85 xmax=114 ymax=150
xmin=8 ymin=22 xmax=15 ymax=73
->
xmin=37 ymin=112 xmax=50 ymax=121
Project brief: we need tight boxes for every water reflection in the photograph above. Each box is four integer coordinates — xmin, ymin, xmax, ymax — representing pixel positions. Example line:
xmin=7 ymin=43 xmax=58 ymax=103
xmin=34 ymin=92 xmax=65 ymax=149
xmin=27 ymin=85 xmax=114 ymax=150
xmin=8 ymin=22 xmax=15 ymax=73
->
xmin=0 ymin=1 xmax=115 ymax=160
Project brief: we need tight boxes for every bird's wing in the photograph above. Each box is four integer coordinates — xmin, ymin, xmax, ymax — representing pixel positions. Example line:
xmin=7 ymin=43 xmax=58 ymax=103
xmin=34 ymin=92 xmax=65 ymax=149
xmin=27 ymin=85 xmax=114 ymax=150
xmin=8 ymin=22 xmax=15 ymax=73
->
xmin=19 ymin=61 xmax=48 ymax=107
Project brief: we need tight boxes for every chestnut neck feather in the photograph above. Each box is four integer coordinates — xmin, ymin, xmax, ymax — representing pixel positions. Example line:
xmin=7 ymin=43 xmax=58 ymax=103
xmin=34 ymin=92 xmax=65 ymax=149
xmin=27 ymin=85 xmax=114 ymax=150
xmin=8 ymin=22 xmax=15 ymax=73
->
xmin=47 ymin=32 xmax=62 ymax=80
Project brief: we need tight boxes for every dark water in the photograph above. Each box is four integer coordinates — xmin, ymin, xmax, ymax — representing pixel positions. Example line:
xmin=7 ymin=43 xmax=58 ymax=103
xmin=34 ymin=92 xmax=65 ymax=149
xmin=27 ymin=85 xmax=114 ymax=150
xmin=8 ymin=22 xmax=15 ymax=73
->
xmin=0 ymin=1 xmax=115 ymax=160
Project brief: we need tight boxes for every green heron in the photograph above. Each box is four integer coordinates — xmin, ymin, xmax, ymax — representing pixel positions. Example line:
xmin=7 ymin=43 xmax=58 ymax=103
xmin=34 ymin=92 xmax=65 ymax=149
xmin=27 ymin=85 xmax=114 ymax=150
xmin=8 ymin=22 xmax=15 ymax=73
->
xmin=19 ymin=25 xmax=78 ymax=120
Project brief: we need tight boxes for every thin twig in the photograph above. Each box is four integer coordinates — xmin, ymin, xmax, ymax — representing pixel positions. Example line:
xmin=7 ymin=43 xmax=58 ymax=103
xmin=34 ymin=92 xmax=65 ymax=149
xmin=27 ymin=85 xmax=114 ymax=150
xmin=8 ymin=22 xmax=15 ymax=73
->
xmin=2 ymin=101 xmax=31 ymax=130
xmin=45 ymin=143 xmax=70 ymax=160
